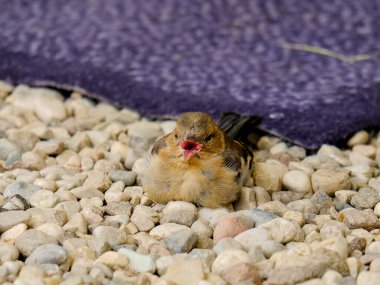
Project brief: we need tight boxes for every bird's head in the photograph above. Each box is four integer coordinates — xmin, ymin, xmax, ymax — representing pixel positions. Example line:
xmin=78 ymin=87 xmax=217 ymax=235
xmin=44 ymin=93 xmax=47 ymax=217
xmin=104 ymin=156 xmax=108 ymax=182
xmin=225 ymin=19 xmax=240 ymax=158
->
xmin=168 ymin=112 xmax=225 ymax=161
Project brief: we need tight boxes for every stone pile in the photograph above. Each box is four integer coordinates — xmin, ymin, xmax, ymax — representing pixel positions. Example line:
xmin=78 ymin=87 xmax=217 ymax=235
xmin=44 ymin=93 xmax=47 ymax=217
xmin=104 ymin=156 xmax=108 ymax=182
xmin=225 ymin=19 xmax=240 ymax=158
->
xmin=0 ymin=82 xmax=380 ymax=284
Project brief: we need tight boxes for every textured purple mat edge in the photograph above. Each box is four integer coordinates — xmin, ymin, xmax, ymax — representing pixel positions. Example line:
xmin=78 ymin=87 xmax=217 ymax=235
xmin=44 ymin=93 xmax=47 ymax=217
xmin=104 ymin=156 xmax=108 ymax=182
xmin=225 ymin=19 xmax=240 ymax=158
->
xmin=1 ymin=0 xmax=380 ymax=148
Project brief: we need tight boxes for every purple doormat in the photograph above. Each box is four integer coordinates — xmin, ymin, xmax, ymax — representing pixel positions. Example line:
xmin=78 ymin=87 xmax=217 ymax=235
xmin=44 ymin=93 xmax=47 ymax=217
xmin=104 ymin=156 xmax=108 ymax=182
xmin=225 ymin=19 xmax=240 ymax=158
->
xmin=1 ymin=0 xmax=380 ymax=148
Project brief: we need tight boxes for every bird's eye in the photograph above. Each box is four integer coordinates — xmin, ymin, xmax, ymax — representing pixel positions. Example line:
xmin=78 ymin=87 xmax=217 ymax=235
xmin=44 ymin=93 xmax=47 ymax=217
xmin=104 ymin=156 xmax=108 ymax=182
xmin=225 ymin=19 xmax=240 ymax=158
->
xmin=205 ymin=134 xmax=213 ymax=142
xmin=174 ymin=134 xmax=178 ymax=139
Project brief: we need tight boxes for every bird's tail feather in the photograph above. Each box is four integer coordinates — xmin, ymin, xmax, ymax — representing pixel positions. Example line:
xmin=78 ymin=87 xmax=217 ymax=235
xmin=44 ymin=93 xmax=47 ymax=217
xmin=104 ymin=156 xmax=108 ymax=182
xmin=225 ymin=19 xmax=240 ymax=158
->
xmin=218 ymin=112 xmax=261 ymax=140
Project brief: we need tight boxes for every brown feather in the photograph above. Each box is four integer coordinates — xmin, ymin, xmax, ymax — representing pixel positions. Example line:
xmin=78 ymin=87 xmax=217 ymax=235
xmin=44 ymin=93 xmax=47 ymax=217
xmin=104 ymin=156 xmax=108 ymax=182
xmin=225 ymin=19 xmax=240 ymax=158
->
xmin=141 ymin=112 xmax=254 ymax=208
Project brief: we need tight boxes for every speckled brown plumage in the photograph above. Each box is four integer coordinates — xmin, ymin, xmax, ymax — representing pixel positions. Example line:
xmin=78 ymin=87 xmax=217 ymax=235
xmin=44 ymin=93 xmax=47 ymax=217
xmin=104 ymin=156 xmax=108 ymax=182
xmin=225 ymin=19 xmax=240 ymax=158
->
xmin=141 ymin=112 xmax=253 ymax=208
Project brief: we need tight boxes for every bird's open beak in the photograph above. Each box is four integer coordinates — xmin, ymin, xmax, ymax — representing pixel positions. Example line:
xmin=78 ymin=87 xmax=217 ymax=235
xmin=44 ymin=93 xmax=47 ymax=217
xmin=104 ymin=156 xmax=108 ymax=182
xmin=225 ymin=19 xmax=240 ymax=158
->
xmin=180 ymin=140 xmax=202 ymax=161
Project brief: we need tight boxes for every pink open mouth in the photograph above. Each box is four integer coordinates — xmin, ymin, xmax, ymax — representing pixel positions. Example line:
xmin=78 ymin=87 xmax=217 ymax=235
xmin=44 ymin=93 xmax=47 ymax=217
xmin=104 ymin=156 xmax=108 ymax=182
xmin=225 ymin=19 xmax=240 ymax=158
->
xmin=180 ymin=140 xmax=202 ymax=160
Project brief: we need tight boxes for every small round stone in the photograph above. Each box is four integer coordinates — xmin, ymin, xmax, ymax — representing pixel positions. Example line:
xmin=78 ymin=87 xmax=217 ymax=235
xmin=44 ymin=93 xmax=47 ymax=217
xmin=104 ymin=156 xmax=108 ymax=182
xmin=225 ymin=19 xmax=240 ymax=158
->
xmin=0 ymin=211 xmax=30 ymax=233
xmin=25 ymin=244 xmax=67 ymax=265
xmin=212 ymin=250 xmax=253 ymax=275
xmin=15 ymin=229 xmax=58 ymax=256
xmin=347 ymin=131 xmax=369 ymax=147
xmin=92 ymin=226 xmax=127 ymax=247
xmin=283 ymin=170 xmax=312 ymax=193
xmin=30 ymin=190 xmax=58 ymax=208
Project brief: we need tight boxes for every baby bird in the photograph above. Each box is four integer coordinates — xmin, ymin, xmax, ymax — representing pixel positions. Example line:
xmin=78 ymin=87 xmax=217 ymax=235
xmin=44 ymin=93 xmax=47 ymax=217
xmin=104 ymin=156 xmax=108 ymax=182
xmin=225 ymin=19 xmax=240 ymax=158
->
xmin=141 ymin=112 xmax=254 ymax=208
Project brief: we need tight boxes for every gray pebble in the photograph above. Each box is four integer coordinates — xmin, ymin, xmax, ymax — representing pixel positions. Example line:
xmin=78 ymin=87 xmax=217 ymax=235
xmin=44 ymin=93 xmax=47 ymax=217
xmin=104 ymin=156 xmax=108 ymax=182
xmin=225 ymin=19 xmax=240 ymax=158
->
xmin=25 ymin=243 xmax=67 ymax=265
xmin=164 ymin=228 xmax=198 ymax=253
xmin=1 ymin=194 xmax=30 ymax=211
xmin=4 ymin=181 xmax=40 ymax=202
xmin=249 ymin=209 xmax=279 ymax=226
xmin=92 ymin=226 xmax=127 ymax=247
xmin=103 ymin=201 xmax=132 ymax=216
xmin=15 ymin=229 xmax=58 ymax=256
xmin=109 ymin=170 xmax=137 ymax=186
xmin=213 ymin=237 xmax=244 ymax=255
xmin=351 ymin=188 xmax=380 ymax=210
xmin=0 ymin=138 xmax=20 ymax=161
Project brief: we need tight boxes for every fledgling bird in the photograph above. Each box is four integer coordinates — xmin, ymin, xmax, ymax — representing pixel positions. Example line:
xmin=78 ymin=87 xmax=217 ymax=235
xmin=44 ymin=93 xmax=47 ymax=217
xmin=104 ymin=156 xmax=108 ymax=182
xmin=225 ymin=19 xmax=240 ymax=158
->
xmin=141 ymin=112 xmax=254 ymax=208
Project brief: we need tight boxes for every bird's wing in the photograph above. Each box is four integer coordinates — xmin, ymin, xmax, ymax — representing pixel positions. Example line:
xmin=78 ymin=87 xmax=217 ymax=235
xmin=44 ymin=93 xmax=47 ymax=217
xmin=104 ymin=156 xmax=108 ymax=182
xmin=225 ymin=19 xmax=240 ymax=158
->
xmin=218 ymin=112 xmax=261 ymax=141
xmin=150 ymin=134 xmax=169 ymax=155
xmin=221 ymin=135 xmax=253 ymax=184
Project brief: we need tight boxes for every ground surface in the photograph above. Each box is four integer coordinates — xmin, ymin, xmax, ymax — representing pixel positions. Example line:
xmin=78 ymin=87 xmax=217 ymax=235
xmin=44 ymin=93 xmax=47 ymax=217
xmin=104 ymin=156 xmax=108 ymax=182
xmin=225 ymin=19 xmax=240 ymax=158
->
xmin=0 ymin=82 xmax=380 ymax=285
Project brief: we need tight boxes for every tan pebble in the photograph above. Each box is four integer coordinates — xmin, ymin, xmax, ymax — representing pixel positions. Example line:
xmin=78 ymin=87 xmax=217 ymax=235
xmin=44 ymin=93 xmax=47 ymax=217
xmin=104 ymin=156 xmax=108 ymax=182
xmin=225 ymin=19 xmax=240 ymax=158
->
xmin=348 ymin=131 xmax=369 ymax=147
xmin=353 ymin=144 xmax=376 ymax=158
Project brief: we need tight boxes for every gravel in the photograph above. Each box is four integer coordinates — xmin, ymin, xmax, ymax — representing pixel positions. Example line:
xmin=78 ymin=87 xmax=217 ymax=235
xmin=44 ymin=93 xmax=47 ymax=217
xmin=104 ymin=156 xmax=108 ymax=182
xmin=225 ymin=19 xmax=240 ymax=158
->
xmin=2 ymin=83 xmax=380 ymax=284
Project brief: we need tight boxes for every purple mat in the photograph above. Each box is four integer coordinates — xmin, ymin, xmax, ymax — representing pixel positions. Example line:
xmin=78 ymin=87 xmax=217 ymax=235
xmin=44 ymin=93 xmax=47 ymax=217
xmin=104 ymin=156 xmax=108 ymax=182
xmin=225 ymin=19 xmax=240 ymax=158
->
xmin=1 ymin=0 xmax=380 ymax=148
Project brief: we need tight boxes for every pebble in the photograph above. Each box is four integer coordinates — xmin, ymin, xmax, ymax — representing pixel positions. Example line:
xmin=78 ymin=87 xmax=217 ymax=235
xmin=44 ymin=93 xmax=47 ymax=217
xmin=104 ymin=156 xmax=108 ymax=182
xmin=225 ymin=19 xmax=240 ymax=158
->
xmin=155 ymin=254 xmax=188 ymax=276
xmin=234 ymin=228 xmax=271 ymax=251
xmin=164 ymin=260 xmax=204 ymax=285
xmin=213 ymin=215 xmax=251 ymax=243
xmin=254 ymin=186 xmax=272 ymax=205
xmin=317 ymin=144 xmax=351 ymax=167
xmin=2 ymin=86 xmax=380 ymax=283
xmin=249 ymin=208 xmax=279 ymax=225
xmin=161 ymin=201 xmax=197 ymax=227
xmin=8 ymin=85 xmax=67 ymax=123
xmin=3 ymin=181 xmax=40 ymax=202
xmin=221 ymin=262 xmax=261 ymax=285
xmin=213 ymin=238 xmax=244 ymax=255
xmin=35 ymin=140 xmax=65 ymax=155
xmin=15 ymin=229 xmax=58 ymax=256
xmin=261 ymin=240 xmax=286 ymax=258
xmin=0 ymin=243 xmax=19 ymax=262
xmin=259 ymin=217 xmax=304 ymax=243
xmin=83 ymin=170 xmax=112 ymax=192
xmin=118 ymin=248 xmax=156 ymax=273
xmin=37 ymin=223 xmax=65 ymax=241
xmin=350 ymin=188 xmax=380 ymax=210
xmin=0 ymin=210 xmax=30 ymax=232
xmin=149 ymin=223 xmax=190 ymax=239
xmin=188 ymin=249 xmax=216 ymax=272
xmin=63 ymin=213 xmax=87 ymax=234
xmin=288 ymin=199 xmax=319 ymax=215
xmin=131 ymin=205 xmax=159 ymax=232
xmin=253 ymin=160 xmax=288 ymax=192
xmin=95 ymin=251 xmax=129 ymax=270
xmin=233 ymin=187 xmax=257 ymax=210
xmin=198 ymin=207 xmax=231 ymax=229
xmin=272 ymin=191 xmax=306 ymax=204
xmin=0 ymin=139 xmax=20 ymax=161
xmin=283 ymin=170 xmax=313 ymax=193
xmin=110 ymin=170 xmax=137 ymax=186
xmin=191 ymin=220 xmax=213 ymax=238
xmin=353 ymin=144 xmax=376 ymax=158
xmin=369 ymin=258 xmax=380 ymax=271
xmin=349 ymin=151 xmax=376 ymax=167
xmin=212 ymin=249 xmax=253 ymax=275
xmin=30 ymin=190 xmax=58 ymax=208
xmin=164 ymin=228 xmax=198 ymax=253
xmin=311 ymin=169 xmax=352 ymax=195
xmin=27 ymin=207 xmax=67 ymax=227
xmin=348 ymin=131 xmax=370 ymax=147
xmin=1 ymin=223 xmax=27 ymax=243
xmin=92 ymin=226 xmax=127 ymax=247
xmin=357 ymin=271 xmax=380 ymax=285
xmin=335 ymin=190 xmax=357 ymax=204
xmin=103 ymin=201 xmax=132 ymax=216
xmin=283 ymin=210 xmax=305 ymax=226
xmin=258 ymin=200 xmax=290 ymax=217
xmin=71 ymin=186 xmax=104 ymax=200
xmin=338 ymin=208 xmax=380 ymax=230
xmin=25 ymin=243 xmax=67 ymax=265
xmin=33 ymin=178 xmax=57 ymax=192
